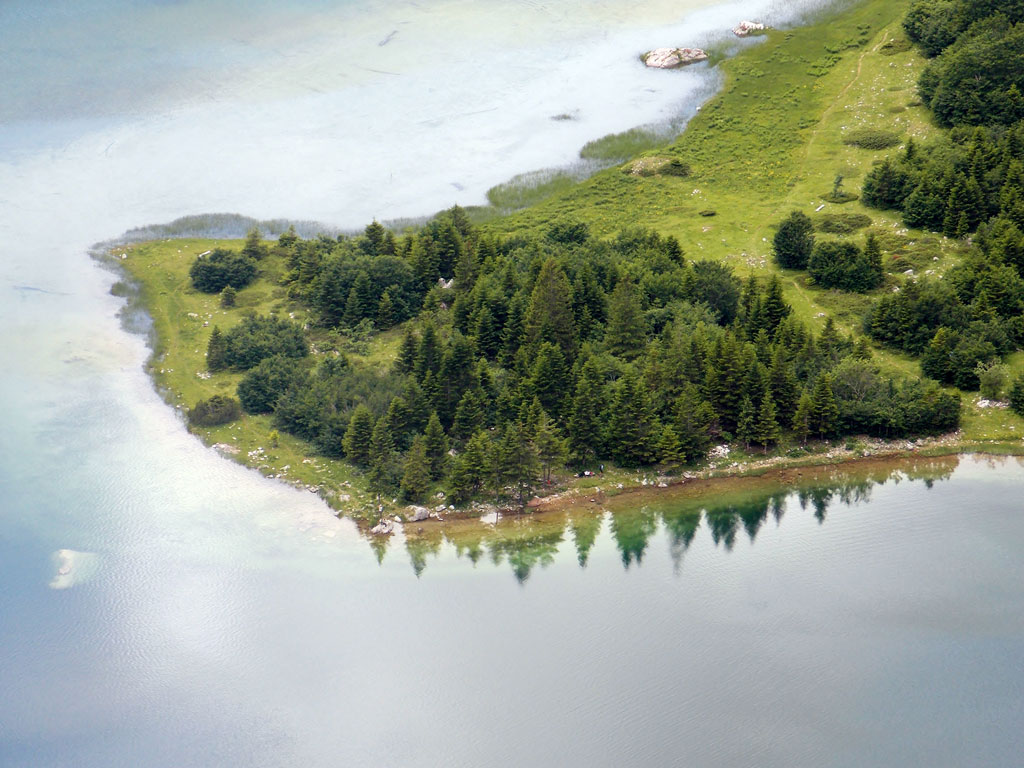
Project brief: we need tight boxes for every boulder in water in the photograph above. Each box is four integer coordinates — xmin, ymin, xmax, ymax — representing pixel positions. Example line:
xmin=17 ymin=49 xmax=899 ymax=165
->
xmin=642 ymin=47 xmax=708 ymax=69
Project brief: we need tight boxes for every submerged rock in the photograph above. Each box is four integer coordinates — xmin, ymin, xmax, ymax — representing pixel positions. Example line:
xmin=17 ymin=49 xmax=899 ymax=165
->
xmin=50 ymin=549 xmax=100 ymax=589
xmin=642 ymin=47 xmax=708 ymax=69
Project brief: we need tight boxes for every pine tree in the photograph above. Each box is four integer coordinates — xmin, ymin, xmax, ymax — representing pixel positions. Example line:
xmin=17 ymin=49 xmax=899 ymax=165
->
xmin=527 ymin=341 xmax=569 ymax=419
xmin=605 ymin=278 xmax=646 ymax=359
xmin=452 ymin=388 xmax=485 ymax=440
xmin=219 ymin=285 xmax=237 ymax=308
xmin=342 ymin=404 xmax=375 ymax=466
xmin=792 ymin=391 xmax=813 ymax=444
xmin=383 ymin=396 xmax=412 ymax=451
xmin=567 ymin=360 xmax=606 ymax=465
xmin=810 ymin=374 xmax=839 ymax=438
xmin=241 ymin=227 xmax=266 ymax=260
xmin=206 ymin=326 xmax=228 ymax=372
xmin=672 ymin=383 xmax=715 ymax=464
xmin=400 ymin=435 xmax=431 ymax=501
xmin=376 ymin=288 xmax=397 ymax=329
xmin=773 ymin=211 xmax=815 ymax=269
xmin=412 ymin=234 xmax=440 ymax=292
xmin=736 ymin=396 xmax=756 ymax=448
xmin=606 ymin=369 xmax=658 ymax=466
xmin=533 ymin=410 xmax=568 ymax=485
xmin=395 ymin=328 xmax=418 ymax=374
xmin=525 ymin=258 xmax=576 ymax=356
xmin=495 ymin=421 xmax=539 ymax=508
xmin=368 ymin=416 xmax=397 ymax=491
xmin=449 ymin=429 xmax=490 ymax=503
xmin=760 ymin=274 xmax=791 ymax=334
xmin=415 ymin=322 xmax=441 ymax=379
xmin=754 ymin=388 xmax=781 ymax=452
xmin=423 ymin=411 xmax=449 ymax=480
xmin=363 ymin=220 xmax=386 ymax=256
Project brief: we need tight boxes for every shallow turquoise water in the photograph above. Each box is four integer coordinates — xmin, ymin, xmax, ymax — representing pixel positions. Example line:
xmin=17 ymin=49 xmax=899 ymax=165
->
xmin=2 ymin=1 xmax=1023 ymax=766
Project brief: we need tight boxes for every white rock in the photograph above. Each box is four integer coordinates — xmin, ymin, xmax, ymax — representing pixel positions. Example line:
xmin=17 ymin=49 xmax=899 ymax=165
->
xmin=408 ymin=506 xmax=431 ymax=522
xmin=642 ymin=47 xmax=709 ymax=69
xmin=733 ymin=20 xmax=766 ymax=37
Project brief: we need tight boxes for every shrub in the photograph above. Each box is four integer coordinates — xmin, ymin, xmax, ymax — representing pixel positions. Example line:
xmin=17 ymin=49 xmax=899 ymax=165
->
xmin=808 ymin=240 xmax=882 ymax=292
xmin=773 ymin=211 xmax=815 ymax=269
xmin=816 ymin=213 xmax=873 ymax=234
xmin=189 ymin=395 xmax=241 ymax=427
xmin=189 ymin=248 xmax=257 ymax=293
xmin=1009 ymin=374 xmax=1024 ymax=416
xmin=843 ymin=128 xmax=902 ymax=150
xmin=976 ymin=361 xmax=1010 ymax=401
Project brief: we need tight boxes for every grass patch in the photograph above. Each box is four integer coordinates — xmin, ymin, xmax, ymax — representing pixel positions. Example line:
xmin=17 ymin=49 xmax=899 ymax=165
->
xmin=580 ymin=127 xmax=667 ymax=162
xmin=843 ymin=128 xmax=902 ymax=149
xmin=486 ymin=169 xmax=581 ymax=211
xmin=816 ymin=212 xmax=873 ymax=233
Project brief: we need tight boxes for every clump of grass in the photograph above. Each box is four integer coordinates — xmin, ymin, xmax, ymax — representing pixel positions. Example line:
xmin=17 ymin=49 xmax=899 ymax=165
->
xmin=824 ymin=191 xmax=860 ymax=204
xmin=486 ymin=169 xmax=579 ymax=211
xmin=699 ymin=209 xmax=717 ymax=217
xmin=580 ymin=127 xmax=666 ymax=163
xmin=816 ymin=213 xmax=873 ymax=233
xmin=879 ymin=38 xmax=912 ymax=55
xmin=843 ymin=128 xmax=902 ymax=149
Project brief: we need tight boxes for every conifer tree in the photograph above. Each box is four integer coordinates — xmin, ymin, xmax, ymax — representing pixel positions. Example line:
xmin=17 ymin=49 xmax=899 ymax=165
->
xmin=368 ymin=416 xmax=397 ymax=491
xmin=760 ymin=274 xmax=791 ymax=333
xmin=527 ymin=341 xmax=569 ymax=419
xmin=376 ymin=288 xmax=397 ymax=329
xmin=754 ymin=388 xmax=781 ymax=452
xmin=401 ymin=435 xmax=431 ymax=501
xmin=773 ymin=211 xmax=815 ymax=269
xmin=864 ymin=233 xmax=884 ymax=287
xmin=495 ymin=421 xmax=539 ymax=508
xmin=423 ymin=411 xmax=449 ymax=479
xmin=736 ymin=395 xmax=756 ymax=449
xmin=533 ymin=410 xmax=568 ymax=485
xmin=605 ymin=278 xmax=646 ymax=359
xmin=792 ymin=391 xmax=814 ymax=445
xmin=452 ymin=389 xmax=485 ymax=440
xmin=768 ymin=345 xmax=798 ymax=420
xmin=383 ymin=396 xmax=412 ymax=451
xmin=415 ymin=322 xmax=441 ymax=379
xmin=363 ymin=220 xmax=386 ymax=256
xmin=672 ymin=383 xmax=715 ymax=464
xmin=395 ymin=328 xmax=418 ymax=375
xmin=207 ymin=326 xmax=228 ymax=372
xmin=567 ymin=360 xmax=606 ymax=465
xmin=220 ymin=285 xmax=237 ymax=308
xmin=810 ymin=374 xmax=839 ymax=438
xmin=606 ymin=369 xmax=658 ymax=466
xmin=343 ymin=404 xmax=375 ymax=466
xmin=241 ymin=227 xmax=266 ymax=260
xmin=449 ymin=429 xmax=490 ymax=503
xmin=412 ymin=234 xmax=440 ymax=292
xmin=525 ymin=259 xmax=576 ymax=356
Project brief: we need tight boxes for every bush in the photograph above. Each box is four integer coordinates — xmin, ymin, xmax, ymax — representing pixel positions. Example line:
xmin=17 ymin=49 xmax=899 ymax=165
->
xmin=843 ymin=128 xmax=902 ymax=150
xmin=773 ymin=211 xmax=815 ymax=269
xmin=808 ymin=240 xmax=881 ymax=292
xmin=189 ymin=248 xmax=257 ymax=293
xmin=188 ymin=395 xmax=241 ymax=427
xmin=816 ymin=213 xmax=873 ymax=234
xmin=1009 ymin=374 xmax=1024 ymax=415
xmin=237 ymin=355 xmax=307 ymax=414
xmin=976 ymin=361 xmax=1010 ymax=400
xmin=221 ymin=314 xmax=309 ymax=370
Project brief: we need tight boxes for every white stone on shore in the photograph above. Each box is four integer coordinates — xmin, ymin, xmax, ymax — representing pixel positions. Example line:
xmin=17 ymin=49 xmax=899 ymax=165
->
xmin=642 ymin=47 xmax=708 ymax=69
xmin=733 ymin=21 xmax=766 ymax=37
xmin=408 ymin=506 xmax=430 ymax=522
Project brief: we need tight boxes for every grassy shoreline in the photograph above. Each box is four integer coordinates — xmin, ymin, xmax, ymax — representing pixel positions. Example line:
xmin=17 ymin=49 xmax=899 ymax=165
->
xmin=111 ymin=0 xmax=1024 ymax=545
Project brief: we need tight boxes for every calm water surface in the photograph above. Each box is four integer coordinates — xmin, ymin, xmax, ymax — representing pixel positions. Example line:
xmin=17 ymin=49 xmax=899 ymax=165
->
xmin=2 ymin=1 xmax=1023 ymax=766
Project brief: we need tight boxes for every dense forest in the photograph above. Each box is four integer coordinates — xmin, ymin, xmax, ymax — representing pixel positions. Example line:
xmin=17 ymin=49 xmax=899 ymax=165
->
xmin=180 ymin=0 xmax=1024 ymax=509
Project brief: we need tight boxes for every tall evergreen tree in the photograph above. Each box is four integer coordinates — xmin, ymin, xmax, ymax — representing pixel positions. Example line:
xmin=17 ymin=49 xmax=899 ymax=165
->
xmin=207 ymin=326 xmax=228 ymax=372
xmin=773 ymin=211 xmax=815 ymax=269
xmin=395 ymin=328 xmax=418 ymax=375
xmin=736 ymin=396 xmax=756 ymax=448
xmin=343 ymin=404 xmax=375 ymax=466
xmin=525 ymin=259 xmax=576 ymax=356
xmin=810 ymin=374 xmax=839 ymax=438
xmin=400 ymin=435 xmax=431 ymax=501
xmin=423 ymin=411 xmax=449 ymax=479
xmin=792 ymin=390 xmax=814 ymax=444
xmin=368 ymin=416 xmax=397 ymax=491
xmin=754 ymin=388 xmax=781 ymax=452
xmin=606 ymin=369 xmax=658 ymax=466
xmin=495 ymin=421 xmax=539 ymax=508
xmin=605 ymin=278 xmax=646 ymax=359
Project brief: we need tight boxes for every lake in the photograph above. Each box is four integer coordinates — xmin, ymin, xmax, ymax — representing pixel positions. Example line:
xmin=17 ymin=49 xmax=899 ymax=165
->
xmin=1 ymin=1 xmax=1023 ymax=766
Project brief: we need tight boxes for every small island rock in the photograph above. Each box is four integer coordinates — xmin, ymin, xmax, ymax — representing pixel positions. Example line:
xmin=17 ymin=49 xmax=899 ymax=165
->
xmin=642 ymin=47 xmax=709 ymax=69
